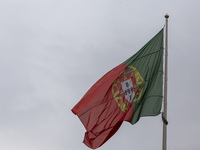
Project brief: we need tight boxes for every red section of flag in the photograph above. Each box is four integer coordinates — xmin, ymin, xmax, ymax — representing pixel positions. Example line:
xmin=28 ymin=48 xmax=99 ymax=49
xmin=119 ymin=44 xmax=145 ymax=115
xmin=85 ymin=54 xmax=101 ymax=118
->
xmin=71 ymin=63 xmax=134 ymax=149
xmin=72 ymin=63 xmax=127 ymax=115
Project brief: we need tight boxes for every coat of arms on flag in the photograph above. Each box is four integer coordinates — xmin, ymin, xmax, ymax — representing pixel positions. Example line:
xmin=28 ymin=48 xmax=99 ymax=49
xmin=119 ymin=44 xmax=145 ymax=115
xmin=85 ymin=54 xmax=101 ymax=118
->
xmin=121 ymin=78 xmax=135 ymax=103
xmin=112 ymin=66 xmax=144 ymax=113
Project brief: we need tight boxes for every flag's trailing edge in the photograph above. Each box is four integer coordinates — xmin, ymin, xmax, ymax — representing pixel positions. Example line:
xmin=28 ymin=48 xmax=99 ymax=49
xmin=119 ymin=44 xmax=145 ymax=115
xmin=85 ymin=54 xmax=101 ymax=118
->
xmin=72 ymin=29 xmax=164 ymax=149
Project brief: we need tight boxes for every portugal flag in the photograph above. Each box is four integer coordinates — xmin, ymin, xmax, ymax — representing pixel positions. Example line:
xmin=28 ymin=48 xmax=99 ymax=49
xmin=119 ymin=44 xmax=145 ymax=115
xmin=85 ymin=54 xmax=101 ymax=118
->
xmin=72 ymin=29 xmax=164 ymax=149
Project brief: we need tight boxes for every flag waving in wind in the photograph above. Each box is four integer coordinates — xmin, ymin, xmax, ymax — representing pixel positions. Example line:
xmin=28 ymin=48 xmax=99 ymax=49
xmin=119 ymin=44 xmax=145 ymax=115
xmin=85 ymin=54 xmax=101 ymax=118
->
xmin=72 ymin=29 xmax=164 ymax=149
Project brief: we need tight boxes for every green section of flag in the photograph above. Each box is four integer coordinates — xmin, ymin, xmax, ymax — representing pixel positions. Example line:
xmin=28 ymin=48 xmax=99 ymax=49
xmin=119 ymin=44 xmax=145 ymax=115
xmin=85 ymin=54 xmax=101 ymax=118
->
xmin=124 ymin=29 xmax=164 ymax=125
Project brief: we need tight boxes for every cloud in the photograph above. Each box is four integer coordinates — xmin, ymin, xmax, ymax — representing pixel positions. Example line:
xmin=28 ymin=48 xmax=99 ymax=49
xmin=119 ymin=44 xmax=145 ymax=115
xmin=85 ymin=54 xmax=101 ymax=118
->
xmin=1 ymin=0 xmax=200 ymax=150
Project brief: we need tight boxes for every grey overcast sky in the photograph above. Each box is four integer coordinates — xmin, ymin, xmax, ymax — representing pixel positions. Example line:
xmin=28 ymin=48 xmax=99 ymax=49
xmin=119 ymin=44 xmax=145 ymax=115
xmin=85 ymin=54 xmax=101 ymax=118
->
xmin=0 ymin=0 xmax=200 ymax=150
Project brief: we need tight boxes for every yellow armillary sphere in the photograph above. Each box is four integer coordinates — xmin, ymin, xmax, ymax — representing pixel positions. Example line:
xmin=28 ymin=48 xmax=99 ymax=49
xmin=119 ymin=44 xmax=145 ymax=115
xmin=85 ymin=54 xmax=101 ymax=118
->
xmin=112 ymin=66 xmax=144 ymax=113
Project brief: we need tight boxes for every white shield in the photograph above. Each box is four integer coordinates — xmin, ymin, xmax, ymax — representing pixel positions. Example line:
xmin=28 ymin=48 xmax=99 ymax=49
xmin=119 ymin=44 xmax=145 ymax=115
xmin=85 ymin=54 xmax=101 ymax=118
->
xmin=121 ymin=79 xmax=135 ymax=103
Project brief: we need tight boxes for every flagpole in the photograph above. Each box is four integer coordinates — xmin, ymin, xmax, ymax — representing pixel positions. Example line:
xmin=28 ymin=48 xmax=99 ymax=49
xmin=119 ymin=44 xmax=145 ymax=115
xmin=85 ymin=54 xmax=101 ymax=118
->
xmin=162 ymin=14 xmax=169 ymax=150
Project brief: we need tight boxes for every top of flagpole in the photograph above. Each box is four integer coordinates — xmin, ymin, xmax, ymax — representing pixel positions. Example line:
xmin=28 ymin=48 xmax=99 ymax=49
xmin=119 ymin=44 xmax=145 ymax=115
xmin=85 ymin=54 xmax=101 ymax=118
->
xmin=165 ymin=14 xmax=169 ymax=18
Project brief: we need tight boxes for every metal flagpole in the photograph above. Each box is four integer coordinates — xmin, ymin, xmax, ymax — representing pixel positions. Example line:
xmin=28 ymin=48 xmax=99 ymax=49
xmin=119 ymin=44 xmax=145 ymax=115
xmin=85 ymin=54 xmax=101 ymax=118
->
xmin=162 ymin=14 xmax=169 ymax=150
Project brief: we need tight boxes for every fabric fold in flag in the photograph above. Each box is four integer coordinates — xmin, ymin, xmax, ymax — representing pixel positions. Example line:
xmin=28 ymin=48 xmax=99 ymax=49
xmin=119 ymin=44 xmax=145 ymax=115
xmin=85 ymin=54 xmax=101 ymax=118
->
xmin=72 ymin=29 xmax=164 ymax=149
